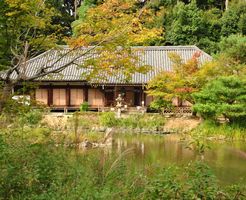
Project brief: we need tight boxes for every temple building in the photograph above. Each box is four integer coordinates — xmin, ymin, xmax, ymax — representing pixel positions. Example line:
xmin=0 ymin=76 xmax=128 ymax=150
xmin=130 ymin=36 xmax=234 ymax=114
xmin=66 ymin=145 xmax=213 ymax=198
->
xmin=14 ymin=46 xmax=211 ymax=111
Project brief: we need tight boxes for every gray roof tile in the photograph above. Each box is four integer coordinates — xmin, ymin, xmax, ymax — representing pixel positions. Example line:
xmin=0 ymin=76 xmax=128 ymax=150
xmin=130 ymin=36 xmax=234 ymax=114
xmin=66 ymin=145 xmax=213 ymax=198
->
xmin=10 ymin=46 xmax=212 ymax=84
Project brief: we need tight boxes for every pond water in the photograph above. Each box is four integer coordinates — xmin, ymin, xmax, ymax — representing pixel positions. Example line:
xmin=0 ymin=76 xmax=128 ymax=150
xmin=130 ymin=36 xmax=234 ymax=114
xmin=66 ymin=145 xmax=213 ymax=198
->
xmin=110 ymin=133 xmax=246 ymax=185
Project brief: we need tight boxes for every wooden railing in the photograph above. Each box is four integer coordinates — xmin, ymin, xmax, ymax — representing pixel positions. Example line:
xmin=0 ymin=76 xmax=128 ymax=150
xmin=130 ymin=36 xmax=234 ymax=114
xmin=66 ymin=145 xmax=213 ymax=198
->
xmin=49 ymin=106 xmax=193 ymax=115
xmin=162 ymin=107 xmax=192 ymax=115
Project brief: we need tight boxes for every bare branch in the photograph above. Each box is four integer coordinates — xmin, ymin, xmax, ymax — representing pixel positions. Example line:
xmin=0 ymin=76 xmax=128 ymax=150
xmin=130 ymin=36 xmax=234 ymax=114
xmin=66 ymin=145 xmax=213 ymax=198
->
xmin=27 ymin=45 xmax=99 ymax=81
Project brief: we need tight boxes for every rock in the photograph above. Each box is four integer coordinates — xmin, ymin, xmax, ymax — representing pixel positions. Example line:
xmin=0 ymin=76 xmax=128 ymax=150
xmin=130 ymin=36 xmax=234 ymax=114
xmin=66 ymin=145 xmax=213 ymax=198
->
xmin=79 ymin=139 xmax=93 ymax=149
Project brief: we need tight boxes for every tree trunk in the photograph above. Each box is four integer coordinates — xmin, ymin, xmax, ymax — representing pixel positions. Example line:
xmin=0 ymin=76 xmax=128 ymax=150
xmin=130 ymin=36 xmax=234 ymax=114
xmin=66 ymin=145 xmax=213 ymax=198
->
xmin=177 ymin=97 xmax=182 ymax=107
xmin=0 ymin=82 xmax=14 ymax=113
xmin=225 ymin=0 xmax=229 ymax=10
xmin=74 ymin=0 xmax=77 ymax=20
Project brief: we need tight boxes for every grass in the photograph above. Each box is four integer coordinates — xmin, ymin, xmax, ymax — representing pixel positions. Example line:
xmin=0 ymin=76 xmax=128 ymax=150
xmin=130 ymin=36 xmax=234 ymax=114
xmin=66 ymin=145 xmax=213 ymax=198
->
xmin=99 ymin=112 xmax=165 ymax=130
xmin=191 ymin=120 xmax=246 ymax=140
xmin=61 ymin=131 xmax=105 ymax=144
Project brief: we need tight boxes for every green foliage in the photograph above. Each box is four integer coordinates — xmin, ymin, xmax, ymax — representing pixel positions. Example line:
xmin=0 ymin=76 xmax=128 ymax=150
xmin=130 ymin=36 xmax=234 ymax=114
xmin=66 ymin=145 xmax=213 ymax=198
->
xmin=98 ymin=112 xmax=165 ymax=130
xmin=192 ymin=76 xmax=246 ymax=124
xmin=150 ymin=98 xmax=173 ymax=112
xmin=147 ymin=53 xmax=201 ymax=106
xmin=187 ymin=132 xmax=211 ymax=158
xmin=164 ymin=1 xmax=221 ymax=53
xmin=80 ymin=101 xmax=89 ymax=112
xmin=0 ymin=97 xmax=45 ymax=127
xmin=145 ymin=161 xmax=240 ymax=200
xmin=165 ymin=1 xmax=208 ymax=45
xmin=191 ymin=120 xmax=246 ymax=140
xmin=76 ymin=0 xmax=102 ymax=22
xmin=125 ymin=114 xmax=163 ymax=129
xmin=23 ymin=109 xmax=43 ymax=125
xmin=0 ymin=0 xmax=59 ymax=69
xmin=99 ymin=112 xmax=118 ymax=127
xmin=220 ymin=2 xmax=246 ymax=36
xmin=219 ymin=34 xmax=246 ymax=64
xmin=46 ymin=0 xmax=75 ymax=37
xmin=151 ymin=0 xmax=246 ymax=54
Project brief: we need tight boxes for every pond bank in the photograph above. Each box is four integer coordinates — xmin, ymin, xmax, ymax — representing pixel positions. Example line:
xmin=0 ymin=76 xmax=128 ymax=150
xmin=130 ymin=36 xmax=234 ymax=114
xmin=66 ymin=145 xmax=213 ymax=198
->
xmin=42 ymin=113 xmax=245 ymax=142
xmin=43 ymin=112 xmax=200 ymax=133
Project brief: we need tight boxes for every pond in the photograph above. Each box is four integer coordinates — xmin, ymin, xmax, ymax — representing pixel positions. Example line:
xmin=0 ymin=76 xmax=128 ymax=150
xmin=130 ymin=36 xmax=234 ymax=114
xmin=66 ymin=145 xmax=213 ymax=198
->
xmin=109 ymin=133 xmax=246 ymax=185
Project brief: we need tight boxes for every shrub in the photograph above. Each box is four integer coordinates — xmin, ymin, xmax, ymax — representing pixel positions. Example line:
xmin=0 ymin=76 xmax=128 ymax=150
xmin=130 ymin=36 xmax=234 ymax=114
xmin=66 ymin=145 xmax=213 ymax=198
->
xmin=192 ymin=76 xmax=246 ymax=124
xmin=80 ymin=101 xmax=89 ymax=112
xmin=23 ymin=109 xmax=43 ymax=125
xmin=118 ymin=114 xmax=140 ymax=128
xmin=150 ymin=98 xmax=173 ymax=112
xmin=99 ymin=112 xmax=118 ymax=127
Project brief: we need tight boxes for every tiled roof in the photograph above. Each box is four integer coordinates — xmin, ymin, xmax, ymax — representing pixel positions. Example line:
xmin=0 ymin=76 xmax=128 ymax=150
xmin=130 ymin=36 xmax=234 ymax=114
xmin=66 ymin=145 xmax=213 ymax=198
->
xmin=10 ymin=46 xmax=212 ymax=84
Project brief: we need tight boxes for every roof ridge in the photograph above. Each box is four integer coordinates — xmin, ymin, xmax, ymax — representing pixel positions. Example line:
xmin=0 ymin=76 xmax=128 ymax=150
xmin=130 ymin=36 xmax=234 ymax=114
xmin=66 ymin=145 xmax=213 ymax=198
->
xmin=56 ymin=45 xmax=199 ymax=49
xmin=193 ymin=46 xmax=212 ymax=59
xmin=27 ymin=49 xmax=52 ymax=63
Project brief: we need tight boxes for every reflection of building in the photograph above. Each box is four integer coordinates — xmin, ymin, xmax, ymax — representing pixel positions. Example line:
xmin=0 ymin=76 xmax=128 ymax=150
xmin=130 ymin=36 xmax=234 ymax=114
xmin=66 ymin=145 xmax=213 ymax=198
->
xmin=14 ymin=46 xmax=211 ymax=111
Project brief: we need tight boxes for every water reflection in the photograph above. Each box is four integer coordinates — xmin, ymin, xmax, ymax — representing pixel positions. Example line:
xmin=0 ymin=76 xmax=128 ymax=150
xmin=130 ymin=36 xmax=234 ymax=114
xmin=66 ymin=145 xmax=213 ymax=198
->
xmin=112 ymin=133 xmax=246 ymax=185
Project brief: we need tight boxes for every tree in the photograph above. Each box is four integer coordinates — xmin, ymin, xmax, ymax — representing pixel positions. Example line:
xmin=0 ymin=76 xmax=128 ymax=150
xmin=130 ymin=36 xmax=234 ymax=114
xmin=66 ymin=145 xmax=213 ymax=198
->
xmin=0 ymin=0 xmax=60 ymax=110
xmin=147 ymin=52 xmax=201 ymax=108
xmin=220 ymin=2 xmax=246 ymax=36
xmin=219 ymin=34 xmax=246 ymax=65
xmin=164 ymin=0 xmax=220 ymax=53
xmin=69 ymin=0 xmax=163 ymax=81
xmin=192 ymin=76 xmax=246 ymax=124
xmin=0 ymin=0 xmax=163 ymax=111
xmin=46 ymin=0 xmax=76 ymax=37
xmin=0 ymin=0 xmax=59 ymax=67
xmin=75 ymin=0 xmax=102 ymax=22
xmin=72 ymin=0 xmax=163 ymax=46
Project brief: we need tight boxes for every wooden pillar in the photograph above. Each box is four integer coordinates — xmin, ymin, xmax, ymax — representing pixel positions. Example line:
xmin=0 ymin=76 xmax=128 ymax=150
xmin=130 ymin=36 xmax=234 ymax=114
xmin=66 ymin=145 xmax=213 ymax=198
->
xmin=66 ymin=85 xmax=70 ymax=107
xmin=48 ymin=85 xmax=53 ymax=106
xmin=140 ymin=89 xmax=145 ymax=105
xmin=30 ymin=89 xmax=35 ymax=102
xmin=177 ymin=97 xmax=182 ymax=107
xmin=134 ymin=87 xmax=140 ymax=106
xmin=143 ymin=92 xmax=147 ymax=106
xmin=114 ymin=86 xmax=117 ymax=100
xmin=84 ymin=86 xmax=88 ymax=102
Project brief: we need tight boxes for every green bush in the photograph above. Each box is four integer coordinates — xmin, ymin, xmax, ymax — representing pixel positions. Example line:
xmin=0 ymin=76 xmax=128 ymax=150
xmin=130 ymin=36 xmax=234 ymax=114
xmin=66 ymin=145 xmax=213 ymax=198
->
xmin=119 ymin=115 xmax=139 ymax=128
xmin=192 ymin=76 xmax=246 ymax=124
xmin=80 ymin=101 xmax=89 ymax=112
xmin=99 ymin=112 xmax=118 ymax=127
xmin=23 ymin=109 xmax=43 ymax=125
xmin=150 ymin=98 xmax=173 ymax=112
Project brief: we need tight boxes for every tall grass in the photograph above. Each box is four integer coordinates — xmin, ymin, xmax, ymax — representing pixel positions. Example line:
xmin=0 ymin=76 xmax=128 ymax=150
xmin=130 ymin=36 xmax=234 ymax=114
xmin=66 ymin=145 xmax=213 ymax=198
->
xmin=99 ymin=112 xmax=165 ymax=130
xmin=191 ymin=120 xmax=246 ymax=140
